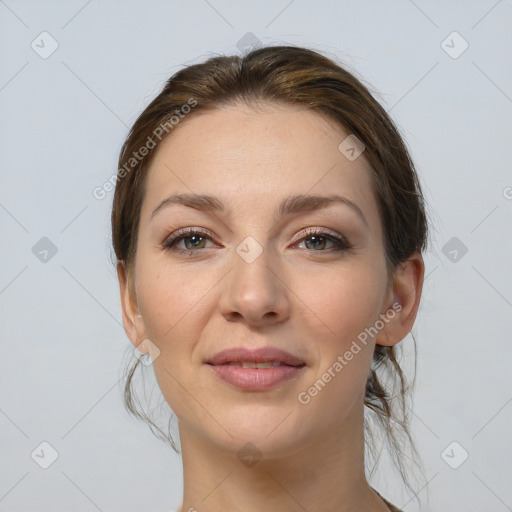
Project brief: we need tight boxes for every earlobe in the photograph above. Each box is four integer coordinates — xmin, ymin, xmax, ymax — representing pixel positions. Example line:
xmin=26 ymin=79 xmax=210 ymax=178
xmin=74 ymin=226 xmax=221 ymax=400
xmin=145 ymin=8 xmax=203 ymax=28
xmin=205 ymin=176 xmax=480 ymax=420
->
xmin=375 ymin=252 xmax=425 ymax=347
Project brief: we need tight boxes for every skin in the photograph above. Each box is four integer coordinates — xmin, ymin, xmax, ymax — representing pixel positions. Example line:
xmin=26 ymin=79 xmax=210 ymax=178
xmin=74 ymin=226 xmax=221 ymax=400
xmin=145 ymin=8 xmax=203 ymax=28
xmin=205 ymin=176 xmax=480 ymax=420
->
xmin=118 ymin=103 xmax=424 ymax=512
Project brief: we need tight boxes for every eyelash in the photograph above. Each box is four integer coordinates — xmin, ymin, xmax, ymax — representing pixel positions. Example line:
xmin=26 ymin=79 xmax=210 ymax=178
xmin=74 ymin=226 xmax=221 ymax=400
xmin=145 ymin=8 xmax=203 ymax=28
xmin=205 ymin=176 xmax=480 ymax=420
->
xmin=162 ymin=227 xmax=351 ymax=255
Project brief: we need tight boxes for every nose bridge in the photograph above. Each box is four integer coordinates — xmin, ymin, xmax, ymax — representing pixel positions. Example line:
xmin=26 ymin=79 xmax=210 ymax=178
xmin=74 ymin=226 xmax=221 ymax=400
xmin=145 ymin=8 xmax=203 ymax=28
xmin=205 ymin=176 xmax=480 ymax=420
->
xmin=220 ymin=235 xmax=289 ymax=324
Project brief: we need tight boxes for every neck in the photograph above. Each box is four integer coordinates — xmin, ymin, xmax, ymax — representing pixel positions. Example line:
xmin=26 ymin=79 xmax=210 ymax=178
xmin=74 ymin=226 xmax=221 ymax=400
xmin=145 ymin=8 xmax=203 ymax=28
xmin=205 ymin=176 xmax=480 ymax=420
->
xmin=175 ymin=402 xmax=390 ymax=512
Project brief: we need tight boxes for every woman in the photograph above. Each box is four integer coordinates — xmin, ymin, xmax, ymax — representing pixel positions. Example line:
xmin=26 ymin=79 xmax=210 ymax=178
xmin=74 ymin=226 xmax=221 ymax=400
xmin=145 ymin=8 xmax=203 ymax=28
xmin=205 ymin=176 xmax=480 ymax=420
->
xmin=112 ymin=45 xmax=428 ymax=511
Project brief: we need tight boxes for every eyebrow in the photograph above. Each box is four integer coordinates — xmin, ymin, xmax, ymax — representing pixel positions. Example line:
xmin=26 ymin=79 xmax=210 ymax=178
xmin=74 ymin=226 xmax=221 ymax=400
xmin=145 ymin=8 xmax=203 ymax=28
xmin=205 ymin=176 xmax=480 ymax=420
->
xmin=151 ymin=193 xmax=368 ymax=228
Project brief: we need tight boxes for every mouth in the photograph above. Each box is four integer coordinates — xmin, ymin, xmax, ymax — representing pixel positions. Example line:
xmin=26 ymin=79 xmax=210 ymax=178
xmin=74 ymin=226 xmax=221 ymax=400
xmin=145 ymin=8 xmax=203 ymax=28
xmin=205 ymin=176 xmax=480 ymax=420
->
xmin=205 ymin=347 xmax=306 ymax=391
xmin=205 ymin=346 xmax=306 ymax=367
xmin=215 ymin=361 xmax=301 ymax=368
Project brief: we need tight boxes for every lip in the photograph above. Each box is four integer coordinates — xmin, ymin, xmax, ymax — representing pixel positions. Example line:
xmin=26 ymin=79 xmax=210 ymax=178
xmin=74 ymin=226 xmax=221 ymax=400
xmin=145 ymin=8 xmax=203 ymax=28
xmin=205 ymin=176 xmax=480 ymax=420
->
xmin=205 ymin=347 xmax=306 ymax=391
xmin=206 ymin=347 xmax=305 ymax=366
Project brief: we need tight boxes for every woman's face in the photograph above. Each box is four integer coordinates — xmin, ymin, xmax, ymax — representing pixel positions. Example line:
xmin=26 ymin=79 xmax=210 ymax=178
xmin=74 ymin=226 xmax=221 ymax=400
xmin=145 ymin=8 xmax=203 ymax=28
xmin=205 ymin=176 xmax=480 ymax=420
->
xmin=120 ymin=103 xmax=404 ymax=457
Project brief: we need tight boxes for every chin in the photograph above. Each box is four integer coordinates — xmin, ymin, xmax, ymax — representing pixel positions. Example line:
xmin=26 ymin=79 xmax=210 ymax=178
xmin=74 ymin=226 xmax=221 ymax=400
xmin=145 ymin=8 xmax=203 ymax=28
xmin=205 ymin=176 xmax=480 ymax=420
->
xmin=202 ymin=406 xmax=311 ymax=456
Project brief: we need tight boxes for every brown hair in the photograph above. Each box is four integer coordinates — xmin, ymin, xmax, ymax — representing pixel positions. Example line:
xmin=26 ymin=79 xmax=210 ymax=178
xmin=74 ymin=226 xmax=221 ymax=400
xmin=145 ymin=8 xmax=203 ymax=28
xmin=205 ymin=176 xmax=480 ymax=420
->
xmin=112 ymin=45 xmax=429 ymax=499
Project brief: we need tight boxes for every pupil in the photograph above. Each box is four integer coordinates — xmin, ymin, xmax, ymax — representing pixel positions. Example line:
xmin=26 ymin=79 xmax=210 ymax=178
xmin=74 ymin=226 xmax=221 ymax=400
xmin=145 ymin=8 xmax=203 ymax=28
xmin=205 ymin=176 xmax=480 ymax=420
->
xmin=307 ymin=236 xmax=325 ymax=250
xmin=187 ymin=235 xmax=203 ymax=248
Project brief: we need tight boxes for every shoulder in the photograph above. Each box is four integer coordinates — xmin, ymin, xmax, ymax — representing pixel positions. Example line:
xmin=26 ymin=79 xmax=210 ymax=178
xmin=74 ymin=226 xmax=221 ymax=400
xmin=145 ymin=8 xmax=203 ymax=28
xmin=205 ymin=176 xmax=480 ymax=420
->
xmin=372 ymin=488 xmax=403 ymax=512
xmin=382 ymin=498 xmax=403 ymax=512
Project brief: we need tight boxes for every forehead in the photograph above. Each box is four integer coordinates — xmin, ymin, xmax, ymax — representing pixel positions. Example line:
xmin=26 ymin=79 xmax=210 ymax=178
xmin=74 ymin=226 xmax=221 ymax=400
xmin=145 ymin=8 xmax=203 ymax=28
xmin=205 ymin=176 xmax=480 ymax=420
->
xmin=142 ymin=104 xmax=380 ymax=228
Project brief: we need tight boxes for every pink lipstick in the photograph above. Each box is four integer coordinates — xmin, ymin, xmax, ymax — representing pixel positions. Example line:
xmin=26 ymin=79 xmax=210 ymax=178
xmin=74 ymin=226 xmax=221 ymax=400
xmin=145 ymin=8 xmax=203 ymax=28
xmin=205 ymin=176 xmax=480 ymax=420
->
xmin=205 ymin=347 xmax=306 ymax=391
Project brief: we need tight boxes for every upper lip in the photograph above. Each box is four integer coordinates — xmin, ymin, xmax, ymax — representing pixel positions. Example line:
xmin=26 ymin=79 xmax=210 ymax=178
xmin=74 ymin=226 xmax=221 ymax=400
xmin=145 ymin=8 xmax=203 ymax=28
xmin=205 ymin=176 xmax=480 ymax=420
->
xmin=206 ymin=347 xmax=305 ymax=366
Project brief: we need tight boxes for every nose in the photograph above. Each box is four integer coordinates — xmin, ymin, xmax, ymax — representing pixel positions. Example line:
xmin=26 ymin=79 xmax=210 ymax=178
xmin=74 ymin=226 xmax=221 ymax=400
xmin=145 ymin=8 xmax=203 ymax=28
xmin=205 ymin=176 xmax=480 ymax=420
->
xmin=218 ymin=243 xmax=291 ymax=327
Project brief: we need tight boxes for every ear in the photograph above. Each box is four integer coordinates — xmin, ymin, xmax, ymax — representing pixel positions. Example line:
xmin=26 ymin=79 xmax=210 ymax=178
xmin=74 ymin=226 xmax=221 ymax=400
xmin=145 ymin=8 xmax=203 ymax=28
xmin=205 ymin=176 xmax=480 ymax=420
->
xmin=117 ymin=261 xmax=149 ymax=353
xmin=375 ymin=252 xmax=425 ymax=347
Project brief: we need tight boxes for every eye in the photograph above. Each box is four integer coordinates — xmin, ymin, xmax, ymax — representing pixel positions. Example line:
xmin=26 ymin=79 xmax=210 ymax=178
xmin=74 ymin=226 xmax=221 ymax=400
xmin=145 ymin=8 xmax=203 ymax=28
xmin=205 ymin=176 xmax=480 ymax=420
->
xmin=162 ymin=228 xmax=217 ymax=253
xmin=294 ymin=227 xmax=351 ymax=252
xmin=162 ymin=227 xmax=351 ymax=255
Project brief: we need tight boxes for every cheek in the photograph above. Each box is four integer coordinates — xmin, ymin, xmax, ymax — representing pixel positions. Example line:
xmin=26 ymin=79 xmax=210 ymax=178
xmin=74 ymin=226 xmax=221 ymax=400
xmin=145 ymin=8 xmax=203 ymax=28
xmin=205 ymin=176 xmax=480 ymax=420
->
xmin=134 ymin=254 xmax=220 ymax=395
xmin=294 ymin=261 xmax=384 ymax=342
xmin=135 ymin=254 xmax=218 ymax=343
xmin=293 ymin=264 xmax=383 ymax=399
xmin=135 ymin=270 xmax=210 ymax=416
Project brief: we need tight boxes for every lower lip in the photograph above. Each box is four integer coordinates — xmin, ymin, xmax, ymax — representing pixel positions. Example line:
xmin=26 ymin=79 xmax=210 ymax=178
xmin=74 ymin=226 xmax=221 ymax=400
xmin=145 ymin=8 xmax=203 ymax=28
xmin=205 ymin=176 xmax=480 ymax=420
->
xmin=207 ymin=364 xmax=305 ymax=391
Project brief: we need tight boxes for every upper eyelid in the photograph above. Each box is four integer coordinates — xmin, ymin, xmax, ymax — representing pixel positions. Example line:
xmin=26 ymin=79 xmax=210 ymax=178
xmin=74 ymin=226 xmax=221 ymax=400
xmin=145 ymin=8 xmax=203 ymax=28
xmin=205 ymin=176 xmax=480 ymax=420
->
xmin=164 ymin=227 xmax=216 ymax=242
xmin=291 ymin=226 xmax=345 ymax=242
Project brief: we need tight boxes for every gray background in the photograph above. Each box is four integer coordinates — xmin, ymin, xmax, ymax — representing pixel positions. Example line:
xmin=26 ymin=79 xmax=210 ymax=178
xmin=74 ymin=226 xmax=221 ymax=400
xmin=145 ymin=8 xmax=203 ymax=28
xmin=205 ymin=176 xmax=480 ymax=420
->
xmin=1 ymin=0 xmax=511 ymax=511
